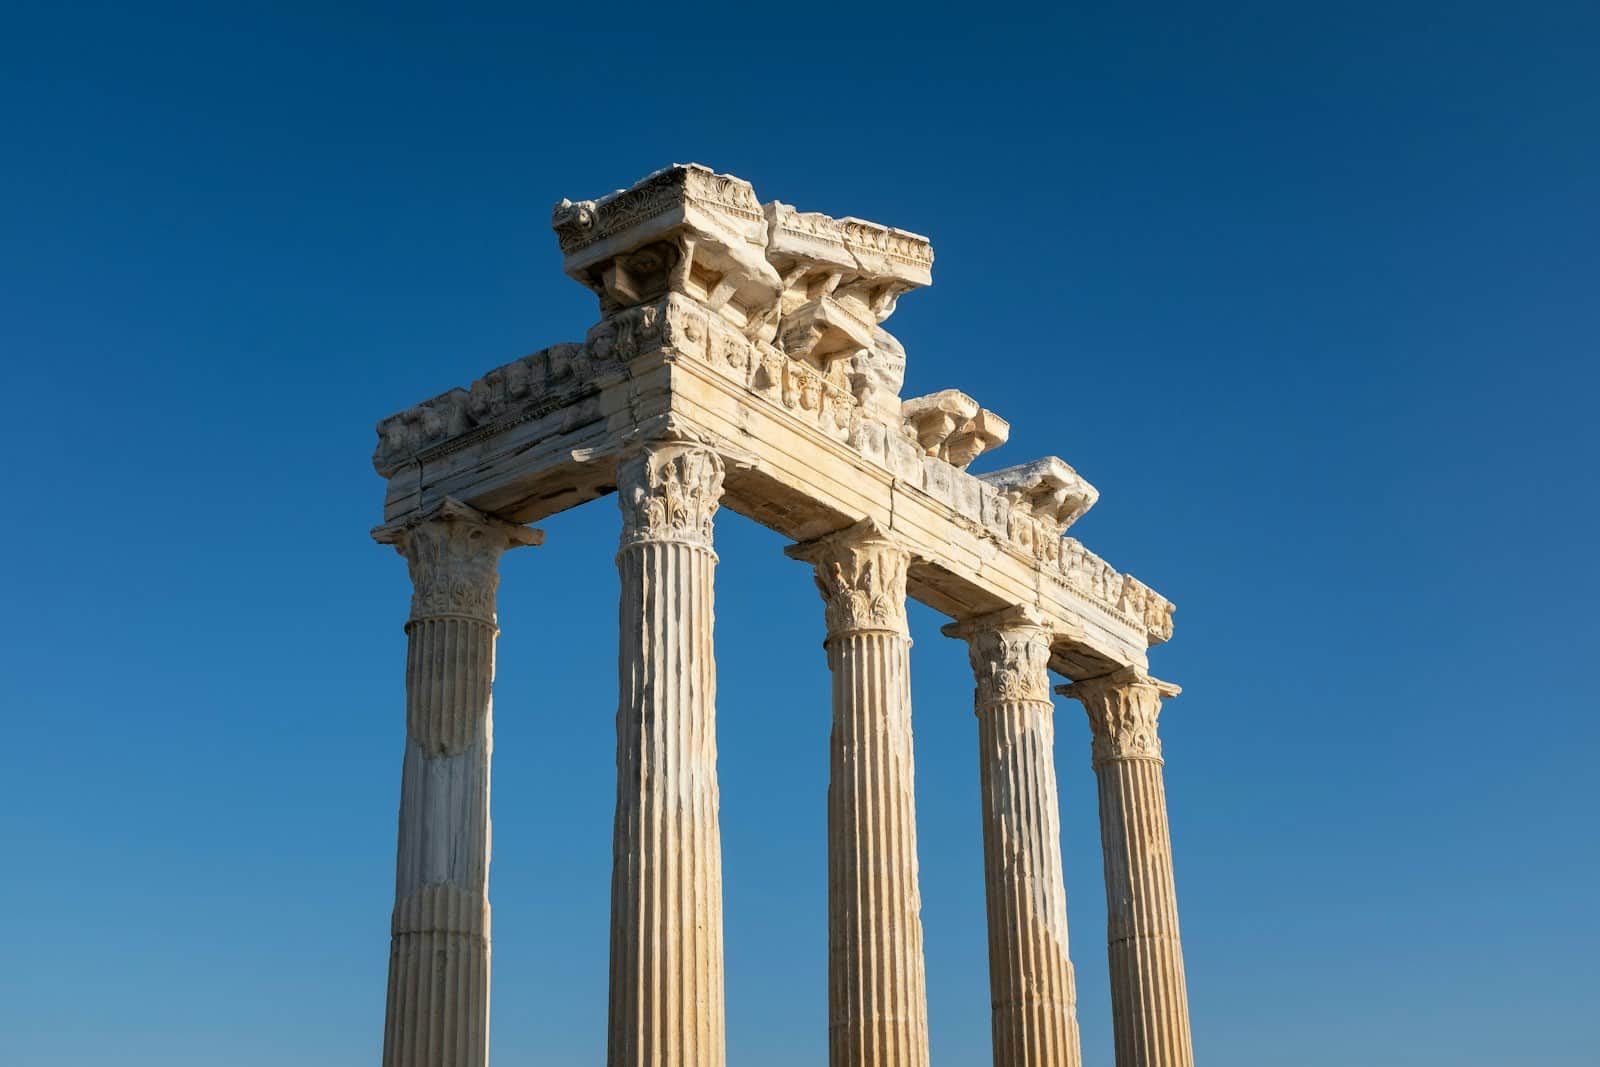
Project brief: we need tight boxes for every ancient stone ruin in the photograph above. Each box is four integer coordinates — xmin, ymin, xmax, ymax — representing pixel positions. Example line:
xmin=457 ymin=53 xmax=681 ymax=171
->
xmin=369 ymin=164 xmax=1193 ymax=1067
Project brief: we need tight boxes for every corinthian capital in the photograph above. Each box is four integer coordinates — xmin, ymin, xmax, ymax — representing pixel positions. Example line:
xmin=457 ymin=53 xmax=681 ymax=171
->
xmin=942 ymin=607 xmax=1054 ymax=709
xmin=1057 ymin=666 xmax=1181 ymax=766
xmin=372 ymin=498 xmax=544 ymax=625
xmin=617 ymin=442 xmax=726 ymax=551
xmin=785 ymin=520 xmax=912 ymax=638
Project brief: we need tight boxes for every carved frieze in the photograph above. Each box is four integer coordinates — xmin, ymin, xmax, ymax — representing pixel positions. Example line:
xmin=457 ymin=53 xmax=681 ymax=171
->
xmin=765 ymin=202 xmax=933 ymax=286
xmin=371 ymin=288 xmax=1176 ymax=648
xmin=618 ymin=442 xmax=726 ymax=552
xmin=1057 ymin=667 xmax=1181 ymax=766
xmin=980 ymin=458 xmax=1099 ymax=532
xmin=1118 ymin=575 xmax=1176 ymax=644
xmin=371 ymin=304 xmax=665 ymax=478
xmin=666 ymin=295 xmax=860 ymax=446
xmin=375 ymin=165 xmax=1179 ymax=651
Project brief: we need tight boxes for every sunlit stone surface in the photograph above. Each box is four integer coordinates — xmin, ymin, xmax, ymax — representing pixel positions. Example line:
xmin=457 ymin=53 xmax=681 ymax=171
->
xmin=946 ymin=608 xmax=1084 ymax=1067
xmin=609 ymin=441 xmax=728 ymax=1067
xmin=372 ymin=500 xmax=542 ymax=1067
xmin=1060 ymin=669 xmax=1193 ymax=1067
xmin=789 ymin=521 xmax=930 ymax=1067
xmin=369 ymin=163 xmax=1191 ymax=1067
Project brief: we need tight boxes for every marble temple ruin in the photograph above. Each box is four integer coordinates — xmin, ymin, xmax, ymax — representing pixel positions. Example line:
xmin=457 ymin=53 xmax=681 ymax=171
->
xmin=369 ymin=164 xmax=1193 ymax=1067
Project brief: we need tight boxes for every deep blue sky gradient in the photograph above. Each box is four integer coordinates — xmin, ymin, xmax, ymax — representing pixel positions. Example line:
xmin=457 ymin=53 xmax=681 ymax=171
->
xmin=2 ymin=3 xmax=1597 ymax=1064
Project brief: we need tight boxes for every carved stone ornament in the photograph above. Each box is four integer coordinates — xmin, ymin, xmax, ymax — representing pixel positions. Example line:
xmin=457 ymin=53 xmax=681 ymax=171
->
xmin=900 ymin=389 xmax=1010 ymax=469
xmin=1057 ymin=666 xmax=1182 ymax=767
xmin=617 ymin=442 xmax=726 ymax=551
xmin=372 ymin=498 xmax=544 ymax=626
xmin=980 ymin=457 xmax=1099 ymax=531
xmin=370 ymin=302 xmax=665 ymax=480
xmin=848 ymin=327 xmax=908 ymax=418
xmin=785 ymin=520 xmax=912 ymax=637
xmin=942 ymin=607 xmax=1054 ymax=709
xmin=552 ymin=164 xmax=782 ymax=337
xmin=376 ymin=163 xmax=1181 ymax=656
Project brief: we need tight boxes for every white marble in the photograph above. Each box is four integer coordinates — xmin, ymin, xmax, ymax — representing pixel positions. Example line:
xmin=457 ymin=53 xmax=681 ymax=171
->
xmin=372 ymin=499 xmax=542 ymax=1067
xmin=946 ymin=608 xmax=1083 ymax=1067
xmin=1059 ymin=669 xmax=1193 ymax=1067
xmin=609 ymin=441 xmax=728 ymax=1067
xmin=789 ymin=522 xmax=931 ymax=1067
xmin=369 ymin=163 xmax=1194 ymax=1067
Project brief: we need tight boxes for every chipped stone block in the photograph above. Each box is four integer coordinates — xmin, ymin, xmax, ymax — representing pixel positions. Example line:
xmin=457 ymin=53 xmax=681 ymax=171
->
xmin=553 ymin=164 xmax=782 ymax=337
xmin=979 ymin=457 xmax=1099 ymax=531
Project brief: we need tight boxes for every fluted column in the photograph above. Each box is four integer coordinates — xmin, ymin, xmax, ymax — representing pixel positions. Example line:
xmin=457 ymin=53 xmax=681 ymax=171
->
xmin=373 ymin=498 xmax=543 ymax=1067
xmin=943 ymin=608 xmax=1081 ymax=1067
xmin=1058 ymin=668 xmax=1191 ymax=1067
xmin=608 ymin=442 xmax=728 ymax=1067
xmin=786 ymin=520 xmax=930 ymax=1067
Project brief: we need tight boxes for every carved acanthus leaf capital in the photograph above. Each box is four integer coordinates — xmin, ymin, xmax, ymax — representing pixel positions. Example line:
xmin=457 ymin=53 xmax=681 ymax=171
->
xmin=1057 ymin=666 xmax=1181 ymax=766
xmin=373 ymin=498 xmax=543 ymax=625
xmin=786 ymin=520 xmax=912 ymax=637
xmin=942 ymin=606 xmax=1054 ymax=709
xmin=617 ymin=442 xmax=726 ymax=551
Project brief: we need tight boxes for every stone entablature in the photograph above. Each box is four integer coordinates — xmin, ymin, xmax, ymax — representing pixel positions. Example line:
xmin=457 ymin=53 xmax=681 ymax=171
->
xmin=369 ymin=162 xmax=1196 ymax=1067
xmin=372 ymin=290 xmax=1174 ymax=654
xmin=374 ymin=163 xmax=1176 ymax=663
xmin=553 ymin=164 xmax=780 ymax=335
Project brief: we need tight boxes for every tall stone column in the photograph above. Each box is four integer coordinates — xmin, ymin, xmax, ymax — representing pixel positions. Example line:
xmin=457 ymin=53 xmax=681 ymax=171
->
xmin=1057 ymin=668 xmax=1192 ymax=1067
xmin=608 ymin=441 xmax=728 ymax=1067
xmin=943 ymin=609 xmax=1082 ymax=1067
xmin=786 ymin=521 xmax=931 ymax=1067
xmin=373 ymin=498 xmax=543 ymax=1067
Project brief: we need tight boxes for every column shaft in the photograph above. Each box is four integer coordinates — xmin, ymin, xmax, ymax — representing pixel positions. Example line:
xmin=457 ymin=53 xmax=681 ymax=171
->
xmin=374 ymin=499 xmax=540 ymax=1067
xmin=1096 ymin=758 xmax=1189 ymax=1066
xmin=947 ymin=610 xmax=1081 ymax=1067
xmin=1060 ymin=669 xmax=1192 ymax=1067
xmin=789 ymin=523 xmax=930 ymax=1067
xmin=608 ymin=444 xmax=727 ymax=1067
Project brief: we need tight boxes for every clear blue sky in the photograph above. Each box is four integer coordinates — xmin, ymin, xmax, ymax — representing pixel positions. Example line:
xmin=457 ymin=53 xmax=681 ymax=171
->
xmin=3 ymin=3 xmax=1596 ymax=1065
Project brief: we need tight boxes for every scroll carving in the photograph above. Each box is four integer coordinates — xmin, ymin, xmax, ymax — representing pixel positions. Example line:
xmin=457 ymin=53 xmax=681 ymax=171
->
xmin=787 ymin=522 xmax=911 ymax=637
xmin=1058 ymin=667 xmax=1181 ymax=767
xmin=373 ymin=498 xmax=543 ymax=627
xmin=618 ymin=443 xmax=726 ymax=551
xmin=952 ymin=613 xmax=1054 ymax=709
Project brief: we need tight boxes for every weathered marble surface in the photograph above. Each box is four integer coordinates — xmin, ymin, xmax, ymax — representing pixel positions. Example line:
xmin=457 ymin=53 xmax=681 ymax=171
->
xmin=369 ymin=163 xmax=1193 ymax=1067
xmin=788 ymin=522 xmax=931 ymax=1067
xmin=1059 ymin=669 xmax=1193 ymax=1067
xmin=372 ymin=499 xmax=542 ymax=1067
xmin=608 ymin=441 xmax=729 ymax=1067
xmin=372 ymin=315 xmax=1170 ymax=678
xmin=947 ymin=608 xmax=1084 ymax=1067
